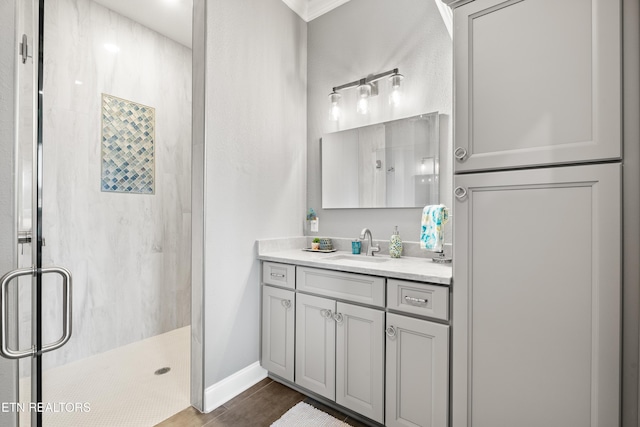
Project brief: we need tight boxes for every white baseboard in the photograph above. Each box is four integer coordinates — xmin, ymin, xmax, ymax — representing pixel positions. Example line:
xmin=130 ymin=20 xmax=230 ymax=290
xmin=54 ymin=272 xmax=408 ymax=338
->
xmin=203 ymin=362 xmax=268 ymax=413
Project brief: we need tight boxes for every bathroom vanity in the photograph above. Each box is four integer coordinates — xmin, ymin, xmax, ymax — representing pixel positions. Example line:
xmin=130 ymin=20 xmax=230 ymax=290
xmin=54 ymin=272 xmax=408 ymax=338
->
xmin=258 ymin=240 xmax=452 ymax=427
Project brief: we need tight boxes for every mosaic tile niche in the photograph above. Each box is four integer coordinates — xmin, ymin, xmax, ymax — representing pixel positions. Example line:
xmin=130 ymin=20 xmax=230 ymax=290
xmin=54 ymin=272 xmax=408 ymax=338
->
xmin=101 ymin=94 xmax=155 ymax=194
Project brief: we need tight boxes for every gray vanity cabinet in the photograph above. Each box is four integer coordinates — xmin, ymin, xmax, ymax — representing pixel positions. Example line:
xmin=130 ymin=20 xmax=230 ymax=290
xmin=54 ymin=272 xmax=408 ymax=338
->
xmin=451 ymin=0 xmax=621 ymax=173
xmin=385 ymin=313 xmax=449 ymax=427
xmin=260 ymin=261 xmax=451 ymax=425
xmin=452 ymin=163 xmax=621 ymax=427
xmin=294 ymin=292 xmax=385 ymax=424
xmin=261 ymin=285 xmax=295 ymax=382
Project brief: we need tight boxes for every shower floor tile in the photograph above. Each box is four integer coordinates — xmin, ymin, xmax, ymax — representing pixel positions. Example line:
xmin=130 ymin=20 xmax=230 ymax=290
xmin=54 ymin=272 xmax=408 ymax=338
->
xmin=19 ymin=326 xmax=190 ymax=427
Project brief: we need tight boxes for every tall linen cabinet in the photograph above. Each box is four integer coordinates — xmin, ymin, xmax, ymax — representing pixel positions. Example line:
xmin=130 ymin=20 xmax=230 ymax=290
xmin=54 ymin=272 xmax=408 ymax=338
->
xmin=444 ymin=0 xmax=622 ymax=426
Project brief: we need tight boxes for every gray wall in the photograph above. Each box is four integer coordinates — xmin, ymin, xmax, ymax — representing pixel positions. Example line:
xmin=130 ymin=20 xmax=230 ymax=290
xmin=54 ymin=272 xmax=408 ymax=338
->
xmin=19 ymin=0 xmax=192 ymax=372
xmin=0 ymin=0 xmax=18 ymax=425
xmin=307 ymin=0 xmax=452 ymax=242
xmin=198 ymin=0 xmax=307 ymax=388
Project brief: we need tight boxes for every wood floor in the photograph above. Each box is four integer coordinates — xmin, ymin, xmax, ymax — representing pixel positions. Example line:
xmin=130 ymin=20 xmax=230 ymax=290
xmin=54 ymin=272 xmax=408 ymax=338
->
xmin=155 ymin=378 xmax=370 ymax=427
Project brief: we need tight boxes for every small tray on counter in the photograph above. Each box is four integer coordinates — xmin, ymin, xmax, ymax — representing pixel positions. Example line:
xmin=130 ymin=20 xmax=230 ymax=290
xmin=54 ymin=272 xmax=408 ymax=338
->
xmin=302 ymin=248 xmax=338 ymax=253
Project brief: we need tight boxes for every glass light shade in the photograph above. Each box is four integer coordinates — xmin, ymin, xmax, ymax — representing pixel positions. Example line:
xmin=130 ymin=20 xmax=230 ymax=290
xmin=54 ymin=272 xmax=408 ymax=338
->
xmin=328 ymin=91 xmax=341 ymax=121
xmin=356 ymin=83 xmax=371 ymax=114
xmin=389 ymin=73 xmax=404 ymax=106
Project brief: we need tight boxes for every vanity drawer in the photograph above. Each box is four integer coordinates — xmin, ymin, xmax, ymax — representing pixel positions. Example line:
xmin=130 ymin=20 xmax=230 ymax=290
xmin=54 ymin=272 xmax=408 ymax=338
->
xmin=296 ymin=267 xmax=385 ymax=307
xmin=262 ymin=262 xmax=296 ymax=289
xmin=387 ymin=279 xmax=449 ymax=321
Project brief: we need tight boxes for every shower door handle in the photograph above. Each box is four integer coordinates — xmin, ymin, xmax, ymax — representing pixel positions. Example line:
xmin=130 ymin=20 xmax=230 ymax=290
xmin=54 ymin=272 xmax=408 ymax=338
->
xmin=0 ymin=267 xmax=35 ymax=359
xmin=0 ymin=266 xmax=73 ymax=359
xmin=39 ymin=267 xmax=73 ymax=355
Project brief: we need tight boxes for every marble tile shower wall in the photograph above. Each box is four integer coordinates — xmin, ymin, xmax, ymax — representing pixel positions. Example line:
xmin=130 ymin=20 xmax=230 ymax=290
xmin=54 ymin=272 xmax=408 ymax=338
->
xmin=17 ymin=0 xmax=192 ymax=374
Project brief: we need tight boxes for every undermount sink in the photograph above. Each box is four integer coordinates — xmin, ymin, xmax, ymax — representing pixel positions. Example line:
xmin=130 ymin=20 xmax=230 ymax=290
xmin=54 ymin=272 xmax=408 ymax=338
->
xmin=326 ymin=254 xmax=389 ymax=264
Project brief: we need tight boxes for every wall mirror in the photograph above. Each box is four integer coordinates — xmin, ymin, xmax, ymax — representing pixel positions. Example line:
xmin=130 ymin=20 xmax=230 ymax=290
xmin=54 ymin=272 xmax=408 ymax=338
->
xmin=321 ymin=112 xmax=439 ymax=209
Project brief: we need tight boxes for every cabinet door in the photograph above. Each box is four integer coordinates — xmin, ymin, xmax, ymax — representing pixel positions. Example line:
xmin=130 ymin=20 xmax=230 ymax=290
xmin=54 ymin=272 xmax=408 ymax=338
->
xmin=453 ymin=0 xmax=620 ymax=172
xmin=261 ymin=285 xmax=295 ymax=381
xmin=295 ymin=293 xmax=336 ymax=400
xmin=385 ymin=313 xmax=449 ymax=427
xmin=335 ymin=302 xmax=384 ymax=424
xmin=452 ymin=163 xmax=621 ymax=427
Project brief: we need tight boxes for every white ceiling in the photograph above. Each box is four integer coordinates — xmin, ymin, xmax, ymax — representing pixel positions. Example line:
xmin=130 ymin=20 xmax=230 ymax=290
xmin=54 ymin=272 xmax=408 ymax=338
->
xmin=92 ymin=0 xmax=194 ymax=48
xmin=92 ymin=0 xmax=351 ymax=49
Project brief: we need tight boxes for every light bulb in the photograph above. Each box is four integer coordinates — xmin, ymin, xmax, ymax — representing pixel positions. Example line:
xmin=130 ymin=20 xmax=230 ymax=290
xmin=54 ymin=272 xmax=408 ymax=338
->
xmin=356 ymin=83 xmax=371 ymax=115
xmin=389 ymin=88 xmax=402 ymax=106
xmin=357 ymin=97 xmax=369 ymax=114
xmin=328 ymin=91 xmax=341 ymax=121
xmin=389 ymin=73 xmax=404 ymax=106
xmin=330 ymin=103 xmax=340 ymax=121
xmin=104 ymin=43 xmax=120 ymax=53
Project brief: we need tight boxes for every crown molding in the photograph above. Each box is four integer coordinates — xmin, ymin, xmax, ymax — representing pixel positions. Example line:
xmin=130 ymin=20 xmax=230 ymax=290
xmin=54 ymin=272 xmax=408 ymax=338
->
xmin=307 ymin=0 xmax=351 ymax=21
xmin=440 ymin=0 xmax=475 ymax=8
xmin=281 ymin=0 xmax=351 ymax=22
xmin=281 ymin=0 xmax=308 ymax=20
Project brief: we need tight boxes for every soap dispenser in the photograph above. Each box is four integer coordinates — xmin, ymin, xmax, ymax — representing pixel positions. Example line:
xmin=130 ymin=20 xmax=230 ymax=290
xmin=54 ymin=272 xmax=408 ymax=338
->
xmin=389 ymin=226 xmax=403 ymax=258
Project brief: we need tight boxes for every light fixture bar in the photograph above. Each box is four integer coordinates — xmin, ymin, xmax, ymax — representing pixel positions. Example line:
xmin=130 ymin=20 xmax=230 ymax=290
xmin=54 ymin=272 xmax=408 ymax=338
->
xmin=332 ymin=68 xmax=399 ymax=92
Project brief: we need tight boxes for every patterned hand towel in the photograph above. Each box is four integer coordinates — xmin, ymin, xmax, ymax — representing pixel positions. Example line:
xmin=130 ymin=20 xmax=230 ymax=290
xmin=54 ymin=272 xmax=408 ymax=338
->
xmin=420 ymin=205 xmax=449 ymax=252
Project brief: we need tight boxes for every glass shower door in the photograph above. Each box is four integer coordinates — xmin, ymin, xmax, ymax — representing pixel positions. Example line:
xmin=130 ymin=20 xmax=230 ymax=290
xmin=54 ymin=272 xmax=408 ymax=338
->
xmin=0 ymin=1 xmax=73 ymax=426
xmin=4 ymin=0 xmax=194 ymax=423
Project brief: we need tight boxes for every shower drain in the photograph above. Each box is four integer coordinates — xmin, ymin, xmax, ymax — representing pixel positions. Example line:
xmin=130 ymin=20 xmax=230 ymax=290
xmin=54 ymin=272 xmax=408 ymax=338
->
xmin=154 ymin=367 xmax=171 ymax=375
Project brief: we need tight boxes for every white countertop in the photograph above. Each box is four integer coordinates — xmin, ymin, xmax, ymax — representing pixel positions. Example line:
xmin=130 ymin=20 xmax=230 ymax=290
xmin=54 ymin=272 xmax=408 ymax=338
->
xmin=258 ymin=248 xmax=452 ymax=285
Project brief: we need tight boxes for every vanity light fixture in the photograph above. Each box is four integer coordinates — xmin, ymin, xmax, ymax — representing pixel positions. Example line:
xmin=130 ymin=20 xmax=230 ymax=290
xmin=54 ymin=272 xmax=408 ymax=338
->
xmin=328 ymin=68 xmax=403 ymax=121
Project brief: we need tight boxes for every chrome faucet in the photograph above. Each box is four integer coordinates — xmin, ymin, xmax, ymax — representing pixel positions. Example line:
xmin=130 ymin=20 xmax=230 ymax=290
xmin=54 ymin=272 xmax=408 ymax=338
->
xmin=360 ymin=228 xmax=380 ymax=256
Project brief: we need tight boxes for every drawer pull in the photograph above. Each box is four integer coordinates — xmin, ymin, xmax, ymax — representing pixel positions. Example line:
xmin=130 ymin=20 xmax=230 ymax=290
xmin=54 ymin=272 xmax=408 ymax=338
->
xmin=385 ymin=325 xmax=397 ymax=338
xmin=281 ymin=299 xmax=291 ymax=309
xmin=270 ymin=273 xmax=286 ymax=278
xmin=405 ymin=296 xmax=428 ymax=305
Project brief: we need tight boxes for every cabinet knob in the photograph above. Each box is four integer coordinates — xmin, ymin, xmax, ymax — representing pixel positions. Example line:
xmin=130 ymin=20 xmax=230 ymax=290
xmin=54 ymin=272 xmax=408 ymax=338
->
xmin=454 ymin=147 xmax=467 ymax=160
xmin=281 ymin=299 xmax=291 ymax=309
xmin=454 ymin=186 xmax=467 ymax=199
xmin=333 ymin=313 xmax=344 ymax=324
xmin=320 ymin=309 xmax=333 ymax=319
xmin=385 ymin=325 xmax=397 ymax=338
